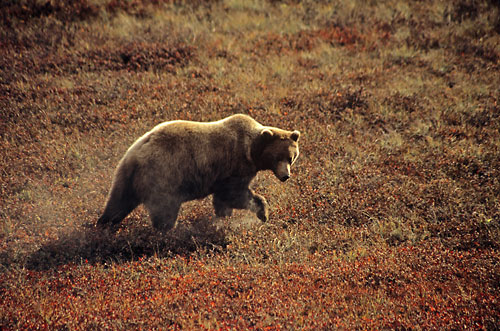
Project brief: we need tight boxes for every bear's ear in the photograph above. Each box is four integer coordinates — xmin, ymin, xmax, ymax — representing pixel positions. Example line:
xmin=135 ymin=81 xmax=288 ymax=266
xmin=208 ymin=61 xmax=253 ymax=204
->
xmin=260 ymin=128 xmax=274 ymax=139
xmin=290 ymin=130 xmax=300 ymax=142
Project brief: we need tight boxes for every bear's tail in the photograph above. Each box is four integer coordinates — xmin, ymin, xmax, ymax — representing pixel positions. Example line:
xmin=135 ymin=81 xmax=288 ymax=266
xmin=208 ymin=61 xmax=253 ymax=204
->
xmin=97 ymin=159 xmax=139 ymax=228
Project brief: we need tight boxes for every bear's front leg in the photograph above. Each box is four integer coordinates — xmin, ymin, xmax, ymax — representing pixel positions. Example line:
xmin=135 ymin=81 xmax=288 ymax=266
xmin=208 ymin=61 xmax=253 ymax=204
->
xmin=213 ymin=188 xmax=268 ymax=222
xmin=213 ymin=195 xmax=233 ymax=218
xmin=248 ymin=192 xmax=269 ymax=222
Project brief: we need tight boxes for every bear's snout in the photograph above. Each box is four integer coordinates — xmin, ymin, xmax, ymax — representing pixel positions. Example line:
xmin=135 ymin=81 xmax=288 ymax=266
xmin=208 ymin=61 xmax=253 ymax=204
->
xmin=280 ymin=174 xmax=290 ymax=182
xmin=275 ymin=162 xmax=291 ymax=182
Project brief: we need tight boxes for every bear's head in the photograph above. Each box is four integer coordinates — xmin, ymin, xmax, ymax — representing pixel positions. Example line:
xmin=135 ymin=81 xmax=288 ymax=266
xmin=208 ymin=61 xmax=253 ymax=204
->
xmin=253 ymin=128 xmax=300 ymax=182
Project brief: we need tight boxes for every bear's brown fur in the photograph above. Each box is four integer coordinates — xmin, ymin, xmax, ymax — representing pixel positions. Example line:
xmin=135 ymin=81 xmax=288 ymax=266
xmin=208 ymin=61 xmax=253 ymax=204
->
xmin=97 ymin=114 xmax=300 ymax=231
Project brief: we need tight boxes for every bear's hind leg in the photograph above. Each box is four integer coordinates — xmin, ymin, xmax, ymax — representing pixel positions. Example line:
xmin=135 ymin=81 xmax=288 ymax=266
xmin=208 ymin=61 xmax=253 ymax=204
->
xmin=97 ymin=189 xmax=139 ymax=228
xmin=144 ymin=197 xmax=181 ymax=232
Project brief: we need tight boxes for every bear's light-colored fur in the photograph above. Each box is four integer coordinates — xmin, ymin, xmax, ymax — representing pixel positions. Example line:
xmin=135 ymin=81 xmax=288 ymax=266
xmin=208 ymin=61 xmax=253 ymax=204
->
xmin=97 ymin=114 xmax=300 ymax=231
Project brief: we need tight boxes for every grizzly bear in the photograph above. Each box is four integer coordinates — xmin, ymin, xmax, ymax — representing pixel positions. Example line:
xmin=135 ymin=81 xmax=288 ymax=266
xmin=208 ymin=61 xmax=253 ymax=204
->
xmin=97 ymin=114 xmax=300 ymax=231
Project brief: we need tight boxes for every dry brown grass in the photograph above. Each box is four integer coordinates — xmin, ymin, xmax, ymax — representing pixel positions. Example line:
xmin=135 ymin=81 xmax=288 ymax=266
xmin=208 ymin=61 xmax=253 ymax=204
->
xmin=1 ymin=0 xmax=499 ymax=329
